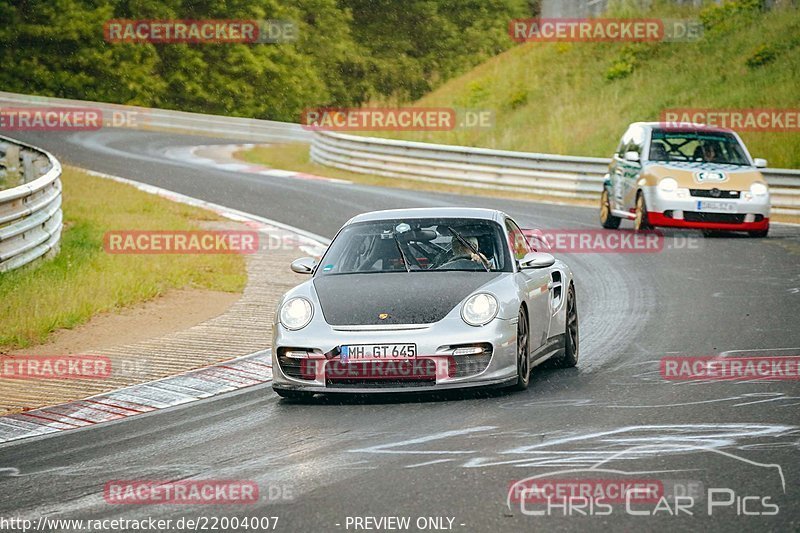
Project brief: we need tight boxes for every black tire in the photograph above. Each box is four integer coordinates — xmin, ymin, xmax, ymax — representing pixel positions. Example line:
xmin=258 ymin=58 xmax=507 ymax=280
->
xmin=511 ymin=307 xmax=531 ymax=391
xmin=748 ymin=228 xmax=769 ymax=238
xmin=274 ymin=388 xmax=313 ymax=400
xmin=554 ymin=284 xmax=579 ymax=368
xmin=600 ymin=188 xmax=621 ymax=229
xmin=633 ymin=192 xmax=652 ymax=231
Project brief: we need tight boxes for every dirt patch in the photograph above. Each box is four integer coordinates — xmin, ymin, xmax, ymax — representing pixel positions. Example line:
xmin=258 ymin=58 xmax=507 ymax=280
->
xmin=9 ymin=288 xmax=241 ymax=356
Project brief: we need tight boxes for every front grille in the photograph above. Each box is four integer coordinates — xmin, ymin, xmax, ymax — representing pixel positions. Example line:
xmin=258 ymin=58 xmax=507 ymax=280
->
xmin=325 ymin=379 xmax=436 ymax=389
xmin=690 ymin=189 xmax=740 ymax=199
xmin=683 ymin=212 xmax=745 ymax=224
xmin=326 ymin=359 xmax=438 ymax=387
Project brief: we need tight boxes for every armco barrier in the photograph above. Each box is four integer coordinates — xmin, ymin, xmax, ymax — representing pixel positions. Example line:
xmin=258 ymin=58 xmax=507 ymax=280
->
xmin=310 ymin=130 xmax=800 ymax=215
xmin=0 ymin=136 xmax=62 ymax=272
xmin=0 ymin=91 xmax=310 ymax=143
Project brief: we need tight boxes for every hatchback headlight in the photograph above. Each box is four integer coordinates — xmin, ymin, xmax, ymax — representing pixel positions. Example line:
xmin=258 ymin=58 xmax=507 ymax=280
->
xmin=461 ymin=293 xmax=499 ymax=327
xmin=658 ymin=177 xmax=678 ymax=193
xmin=750 ymin=182 xmax=768 ymax=196
xmin=280 ymin=297 xmax=313 ymax=330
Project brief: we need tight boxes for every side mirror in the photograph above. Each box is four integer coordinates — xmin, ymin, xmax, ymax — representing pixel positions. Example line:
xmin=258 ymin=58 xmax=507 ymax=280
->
xmin=624 ymin=151 xmax=640 ymax=163
xmin=520 ymin=252 xmax=556 ymax=269
xmin=290 ymin=257 xmax=316 ymax=274
xmin=753 ymin=158 xmax=767 ymax=168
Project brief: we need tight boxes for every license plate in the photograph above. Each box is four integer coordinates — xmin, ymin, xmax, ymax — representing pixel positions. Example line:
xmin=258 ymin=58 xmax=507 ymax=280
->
xmin=342 ymin=344 xmax=417 ymax=360
xmin=697 ymin=201 xmax=736 ymax=212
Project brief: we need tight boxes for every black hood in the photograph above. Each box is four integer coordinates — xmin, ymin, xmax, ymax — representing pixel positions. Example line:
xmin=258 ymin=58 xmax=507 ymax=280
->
xmin=313 ymin=272 xmax=500 ymax=326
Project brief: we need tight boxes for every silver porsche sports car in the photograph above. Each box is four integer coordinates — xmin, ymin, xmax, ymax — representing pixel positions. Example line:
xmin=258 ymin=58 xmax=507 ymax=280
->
xmin=271 ymin=208 xmax=578 ymax=398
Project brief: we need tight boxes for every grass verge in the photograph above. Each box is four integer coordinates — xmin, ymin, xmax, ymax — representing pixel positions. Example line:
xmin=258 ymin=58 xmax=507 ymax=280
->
xmin=383 ymin=2 xmax=800 ymax=168
xmin=0 ymin=166 xmax=246 ymax=350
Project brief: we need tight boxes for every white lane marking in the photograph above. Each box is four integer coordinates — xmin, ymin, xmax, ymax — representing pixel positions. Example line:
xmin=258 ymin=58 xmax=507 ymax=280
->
xmin=499 ymin=392 xmax=800 ymax=410
xmin=341 ymin=423 xmax=796 ymax=474
xmin=719 ymin=347 xmax=800 ymax=355
xmin=732 ymin=394 xmax=800 ymax=407
xmin=349 ymin=426 xmax=496 ymax=455
xmin=259 ymin=169 xmax=296 ymax=178
xmin=168 ymin=143 xmax=351 ymax=184
xmin=461 ymin=424 xmax=796 ymax=468
xmin=405 ymin=459 xmax=455 ymax=468
xmin=504 ymin=424 xmax=767 ymax=453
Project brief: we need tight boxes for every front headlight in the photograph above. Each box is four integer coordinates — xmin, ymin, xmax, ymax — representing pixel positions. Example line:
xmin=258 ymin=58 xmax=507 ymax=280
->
xmin=658 ymin=177 xmax=678 ymax=193
xmin=280 ymin=297 xmax=313 ymax=330
xmin=750 ymin=182 xmax=768 ymax=196
xmin=461 ymin=293 xmax=499 ymax=327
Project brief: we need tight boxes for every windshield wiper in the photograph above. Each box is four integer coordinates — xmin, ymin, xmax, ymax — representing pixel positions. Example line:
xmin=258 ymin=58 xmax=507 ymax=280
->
xmin=392 ymin=234 xmax=412 ymax=272
xmin=448 ymin=228 xmax=490 ymax=272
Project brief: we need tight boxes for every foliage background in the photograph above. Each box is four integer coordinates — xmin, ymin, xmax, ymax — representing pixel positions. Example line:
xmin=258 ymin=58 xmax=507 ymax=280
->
xmin=0 ymin=0 xmax=529 ymax=121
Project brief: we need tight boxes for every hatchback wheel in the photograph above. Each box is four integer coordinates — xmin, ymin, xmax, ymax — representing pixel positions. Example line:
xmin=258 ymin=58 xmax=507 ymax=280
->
xmin=634 ymin=192 xmax=652 ymax=231
xmin=600 ymin=188 xmax=621 ymax=229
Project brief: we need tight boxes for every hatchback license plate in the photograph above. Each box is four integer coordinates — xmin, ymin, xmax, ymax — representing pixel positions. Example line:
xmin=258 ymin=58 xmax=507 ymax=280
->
xmin=697 ymin=200 xmax=736 ymax=212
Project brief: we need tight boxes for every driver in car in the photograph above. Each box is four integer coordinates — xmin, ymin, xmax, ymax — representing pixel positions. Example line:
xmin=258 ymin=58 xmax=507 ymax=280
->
xmin=438 ymin=236 xmax=487 ymax=270
xmin=696 ymin=141 xmax=724 ymax=163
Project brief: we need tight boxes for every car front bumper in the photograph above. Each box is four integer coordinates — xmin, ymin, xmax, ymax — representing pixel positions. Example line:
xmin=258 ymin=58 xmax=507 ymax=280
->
xmin=642 ymin=187 xmax=770 ymax=231
xmin=271 ymin=315 xmax=519 ymax=394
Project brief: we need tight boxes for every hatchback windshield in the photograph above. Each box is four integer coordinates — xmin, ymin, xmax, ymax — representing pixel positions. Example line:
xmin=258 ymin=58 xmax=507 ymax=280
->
xmin=648 ymin=129 xmax=750 ymax=165
xmin=317 ymin=218 xmax=511 ymax=274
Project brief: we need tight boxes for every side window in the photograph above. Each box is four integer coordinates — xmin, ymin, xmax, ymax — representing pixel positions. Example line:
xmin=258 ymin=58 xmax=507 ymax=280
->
xmin=505 ymin=219 xmax=531 ymax=262
xmin=618 ymin=125 xmax=644 ymax=157
xmin=628 ymin=126 xmax=645 ymax=156
xmin=617 ymin=126 xmax=633 ymax=157
xmin=616 ymin=133 xmax=628 ymax=157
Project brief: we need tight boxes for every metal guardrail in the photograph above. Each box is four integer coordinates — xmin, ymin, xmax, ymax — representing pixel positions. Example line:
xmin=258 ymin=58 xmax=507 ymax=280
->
xmin=0 ymin=91 xmax=311 ymax=143
xmin=0 ymin=135 xmax=62 ymax=273
xmin=311 ymin=130 xmax=800 ymax=215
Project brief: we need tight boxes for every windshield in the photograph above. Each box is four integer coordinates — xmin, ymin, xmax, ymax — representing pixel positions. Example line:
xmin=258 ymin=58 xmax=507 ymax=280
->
xmin=648 ymin=130 xmax=750 ymax=165
xmin=316 ymin=218 xmax=511 ymax=275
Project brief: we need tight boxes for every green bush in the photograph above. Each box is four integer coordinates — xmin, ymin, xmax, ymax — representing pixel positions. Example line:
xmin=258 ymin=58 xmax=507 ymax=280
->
xmin=606 ymin=60 xmax=635 ymax=81
xmin=506 ymin=88 xmax=529 ymax=110
xmin=745 ymin=43 xmax=779 ymax=67
xmin=700 ymin=0 xmax=765 ymax=32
